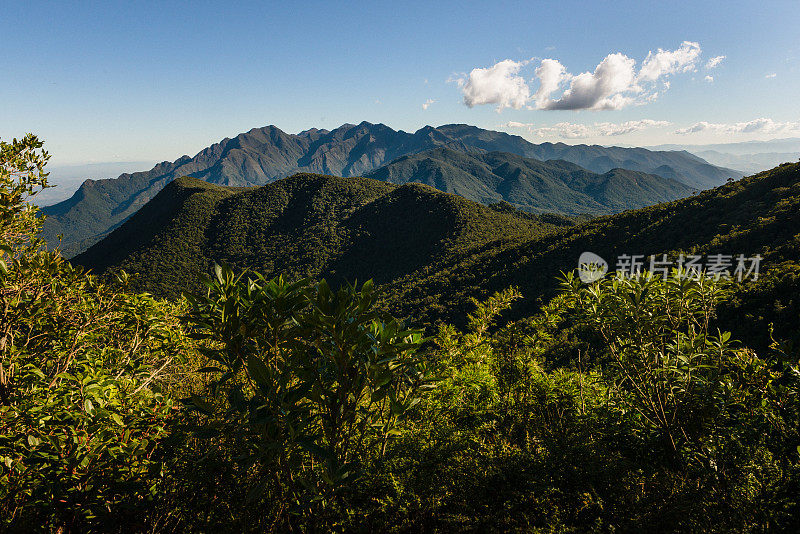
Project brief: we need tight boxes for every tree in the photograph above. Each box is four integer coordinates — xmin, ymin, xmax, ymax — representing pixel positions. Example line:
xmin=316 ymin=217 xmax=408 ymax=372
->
xmin=0 ymin=135 xmax=186 ymax=531
xmin=184 ymin=264 xmax=436 ymax=527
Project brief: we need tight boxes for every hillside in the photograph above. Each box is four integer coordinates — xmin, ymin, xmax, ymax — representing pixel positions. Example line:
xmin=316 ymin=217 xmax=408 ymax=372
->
xmin=365 ymin=147 xmax=693 ymax=215
xmin=381 ymin=161 xmax=800 ymax=346
xmin=73 ymin=174 xmax=575 ymax=298
xmin=74 ymin=162 xmax=800 ymax=349
xmin=43 ymin=122 xmax=740 ymax=254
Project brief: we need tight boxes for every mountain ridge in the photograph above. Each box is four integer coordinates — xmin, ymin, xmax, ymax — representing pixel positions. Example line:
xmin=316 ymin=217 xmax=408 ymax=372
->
xmin=365 ymin=147 xmax=694 ymax=215
xmin=73 ymin=173 xmax=575 ymax=298
xmin=43 ymin=122 xmax=741 ymax=254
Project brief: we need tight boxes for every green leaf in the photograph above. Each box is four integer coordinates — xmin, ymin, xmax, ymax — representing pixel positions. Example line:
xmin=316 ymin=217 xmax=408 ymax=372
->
xmin=247 ymin=353 xmax=271 ymax=388
xmin=111 ymin=413 xmax=124 ymax=426
xmin=298 ymin=439 xmax=331 ymax=460
xmin=390 ymin=399 xmax=405 ymax=416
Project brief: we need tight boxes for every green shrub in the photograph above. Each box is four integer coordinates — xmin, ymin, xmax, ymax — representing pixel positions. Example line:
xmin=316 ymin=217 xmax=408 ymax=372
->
xmin=183 ymin=265 xmax=436 ymax=529
xmin=0 ymin=135 xmax=188 ymax=531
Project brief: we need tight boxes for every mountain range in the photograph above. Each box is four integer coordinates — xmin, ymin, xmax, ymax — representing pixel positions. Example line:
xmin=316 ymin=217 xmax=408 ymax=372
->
xmin=691 ymin=150 xmax=799 ymax=174
xmin=365 ymin=147 xmax=693 ymax=214
xmin=645 ymin=138 xmax=800 ymax=174
xmin=42 ymin=122 xmax=741 ymax=255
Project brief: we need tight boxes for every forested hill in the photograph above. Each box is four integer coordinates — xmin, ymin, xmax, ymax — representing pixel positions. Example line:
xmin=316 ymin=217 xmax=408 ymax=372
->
xmin=73 ymin=173 xmax=576 ymax=298
xmin=42 ymin=122 xmax=740 ymax=254
xmin=365 ymin=147 xmax=693 ymax=215
xmin=74 ymin=162 xmax=800 ymax=348
xmin=382 ymin=161 xmax=800 ymax=346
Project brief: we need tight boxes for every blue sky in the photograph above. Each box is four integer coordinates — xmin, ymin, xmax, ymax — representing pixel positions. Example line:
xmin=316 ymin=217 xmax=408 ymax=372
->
xmin=2 ymin=0 xmax=799 ymax=164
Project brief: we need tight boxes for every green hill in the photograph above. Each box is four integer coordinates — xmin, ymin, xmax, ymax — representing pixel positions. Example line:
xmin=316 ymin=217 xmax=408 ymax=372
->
xmin=75 ymin=162 xmax=800 ymax=348
xmin=73 ymin=174 xmax=575 ymax=298
xmin=43 ymin=122 xmax=740 ymax=255
xmin=381 ymin=161 xmax=800 ymax=347
xmin=365 ymin=147 xmax=694 ymax=215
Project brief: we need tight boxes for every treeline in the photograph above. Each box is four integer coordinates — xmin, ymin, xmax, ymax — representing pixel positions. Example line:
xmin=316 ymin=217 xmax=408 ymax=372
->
xmin=2 ymin=137 xmax=799 ymax=532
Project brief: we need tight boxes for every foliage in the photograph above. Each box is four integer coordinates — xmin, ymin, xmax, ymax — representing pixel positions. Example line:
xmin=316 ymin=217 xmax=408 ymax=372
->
xmin=348 ymin=271 xmax=800 ymax=532
xmin=182 ymin=264 xmax=436 ymax=528
xmin=4 ymin=133 xmax=800 ymax=531
xmin=74 ymin=161 xmax=800 ymax=339
xmin=0 ymin=135 xmax=189 ymax=531
xmin=383 ymin=160 xmax=800 ymax=333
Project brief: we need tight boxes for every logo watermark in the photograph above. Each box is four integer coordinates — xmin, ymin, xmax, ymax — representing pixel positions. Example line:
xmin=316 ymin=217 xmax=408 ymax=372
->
xmin=578 ymin=252 xmax=762 ymax=283
xmin=577 ymin=251 xmax=608 ymax=283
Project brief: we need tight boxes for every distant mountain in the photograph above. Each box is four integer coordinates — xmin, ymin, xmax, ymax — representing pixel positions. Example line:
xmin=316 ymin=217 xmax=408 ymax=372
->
xmin=646 ymin=137 xmax=800 ymax=156
xmin=365 ymin=147 xmax=693 ymax=215
xmin=645 ymin=138 xmax=800 ymax=174
xmin=42 ymin=122 xmax=740 ymax=255
xmin=73 ymin=173 xmax=576 ymax=298
xmin=692 ymin=150 xmax=799 ymax=175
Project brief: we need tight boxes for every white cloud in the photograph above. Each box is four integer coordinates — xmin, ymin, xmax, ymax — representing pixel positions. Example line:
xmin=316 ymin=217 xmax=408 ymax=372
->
xmin=503 ymin=119 xmax=670 ymax=138
xmin=705 ymin=55 xmax=726 ymax=69
xmin=502 ymin=121 xmax=534 ymax=128
xmin=704 ymin=75 xmax=714 ymax=83
xmin=532 ymin=122 xmax=594 ymax=138
xmin=461 ymin=59 xmax=531 ymax=111
xmin=539 ymin=53 xmax=638 ymax=111
xmin=766 ymin=73 xmax=777 ymax=78
xmin=459 ymin=41 xmax=708 ymax=112
xmin=674 ymin=118 xmax=800 ymax=135
xmin=446 ymin=72 xmax=466 ymax=87
xmin=532 ymin=59 xmax=568 ymax=108
xmin=637 ymin=41 xmax=701 ymax=82
xmin=422 ymin=98 xmax=436 ymax=110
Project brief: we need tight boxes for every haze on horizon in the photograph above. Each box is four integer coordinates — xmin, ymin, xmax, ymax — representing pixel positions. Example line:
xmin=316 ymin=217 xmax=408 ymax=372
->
xmin=2 ymin=0 xmax=799 ymax=167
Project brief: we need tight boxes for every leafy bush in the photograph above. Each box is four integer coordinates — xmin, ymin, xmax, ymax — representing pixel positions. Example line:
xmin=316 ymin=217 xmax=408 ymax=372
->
xmin=0 ymin=136 xmax=188 ymax=531
xmin=183 ymin=265 xmax=436 ymax=529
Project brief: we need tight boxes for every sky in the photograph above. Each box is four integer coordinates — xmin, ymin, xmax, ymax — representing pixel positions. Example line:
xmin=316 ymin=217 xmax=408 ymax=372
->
xmin=2 ymin=0 xmax=799 ymax=165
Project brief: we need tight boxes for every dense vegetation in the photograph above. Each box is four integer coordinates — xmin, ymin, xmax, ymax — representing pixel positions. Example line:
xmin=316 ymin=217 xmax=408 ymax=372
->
xmin=380 ymin=161 xmax=800 ymax=344
xmin=73 ymin=174 xmax=577 ymax=299
xmin=365 ymin=146 xmax=693 ymax=214
xmin=41 ymin=122 xmax=740 ymax=255
xmin=4 ymin=137 xmax=799 ymax=532
xmin=77 ymin=160 xmax=800 ymax=348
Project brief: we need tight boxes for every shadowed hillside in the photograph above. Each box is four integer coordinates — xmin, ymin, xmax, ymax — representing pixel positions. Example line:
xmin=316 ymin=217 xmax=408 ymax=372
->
xmin=381 ymin=161 xmax=800 ymax=347
xmin=73 ymin=173 xmax=575 ymax=298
